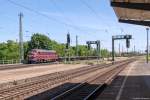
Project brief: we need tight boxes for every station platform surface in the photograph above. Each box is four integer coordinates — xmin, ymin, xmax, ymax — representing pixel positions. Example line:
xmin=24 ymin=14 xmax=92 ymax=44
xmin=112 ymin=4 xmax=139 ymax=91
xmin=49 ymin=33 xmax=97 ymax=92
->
xmin=97 ymin=59 xmax=150 ymax=100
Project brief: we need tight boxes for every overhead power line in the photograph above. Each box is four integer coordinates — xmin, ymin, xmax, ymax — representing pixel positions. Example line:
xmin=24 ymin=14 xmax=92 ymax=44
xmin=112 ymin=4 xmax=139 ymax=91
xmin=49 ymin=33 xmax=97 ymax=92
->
xmin=50 ymin=0 xmax=108 ymax=33
xmin=7 ymin=0 xmax=110 ymax=34
xmin=51 ymin=0 xmax=97 ymax=33
xmin=80 ymin=0 xmax=111 ymax=30
xmin=51 ymin=0 xmax=74 ymax=25
xmin=80 ymin=0 xmax=100 ymax=19
xmin=50 ymin=0 xmax=85 ymax=33
xmin=7 ymin=0 xmax=86 ymax=32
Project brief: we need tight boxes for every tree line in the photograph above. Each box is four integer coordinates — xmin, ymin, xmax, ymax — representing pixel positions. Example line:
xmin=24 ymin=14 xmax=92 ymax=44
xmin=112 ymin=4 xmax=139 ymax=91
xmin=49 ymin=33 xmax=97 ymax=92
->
xmin=0 ymin=33 xmax=110 ymax=60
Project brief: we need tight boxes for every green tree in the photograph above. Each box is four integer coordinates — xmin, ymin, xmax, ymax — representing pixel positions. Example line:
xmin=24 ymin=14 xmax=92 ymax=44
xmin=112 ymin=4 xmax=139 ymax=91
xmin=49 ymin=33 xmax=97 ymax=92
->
xmin=24 ymin=42 xmax=29 ymax=60
xmin=28 ymin=33 xmax=52 ymax=50
xmin=78 ymin=45 xmax=89 ymax=56
xmin=0 ymin=40 xmax=19 ymax=60
xmin=28 ymin=33 xmax=66 ymax=57
xmin=100 ymin=49 xmax=110 ymax=58
xmin=0 ymin=33 xmax=111 ymax=61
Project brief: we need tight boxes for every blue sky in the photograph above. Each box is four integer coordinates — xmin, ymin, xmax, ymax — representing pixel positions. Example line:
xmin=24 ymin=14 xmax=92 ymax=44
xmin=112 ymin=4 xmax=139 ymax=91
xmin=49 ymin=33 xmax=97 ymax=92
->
xmin=0 ymin=0 xmax=148 ymax=52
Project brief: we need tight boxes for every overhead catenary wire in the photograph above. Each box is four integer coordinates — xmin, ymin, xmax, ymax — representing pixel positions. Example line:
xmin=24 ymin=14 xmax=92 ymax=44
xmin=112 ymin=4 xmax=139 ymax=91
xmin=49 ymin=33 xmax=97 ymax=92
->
xmin=6 ymin=0 xmax=113 ymax=46
xmin=50 ymin=0 xmax=82 ymax=36
xmin=50 ymin=0 xmax=108 ymax=33
xmin=50 ymin=0 xmax=75 ymax=25
xmin=80 ymin=0 xmax=111 ymax=31
xmin=7 ymin=0 xmax=87 ymax=32
xmin=7 ymin=0 xmax=110 ymax=35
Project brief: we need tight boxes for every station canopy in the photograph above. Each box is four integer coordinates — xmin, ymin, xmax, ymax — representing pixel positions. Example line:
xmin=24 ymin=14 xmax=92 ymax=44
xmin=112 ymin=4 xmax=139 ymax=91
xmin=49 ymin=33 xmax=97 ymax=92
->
xmin=111 ymin=0 xmax=150 ymax=26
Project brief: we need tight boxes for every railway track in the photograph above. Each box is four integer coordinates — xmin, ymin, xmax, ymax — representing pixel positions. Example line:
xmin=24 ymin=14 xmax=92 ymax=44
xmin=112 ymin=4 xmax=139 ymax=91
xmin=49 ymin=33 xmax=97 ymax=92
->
xmin=0 ymin=59 xmax=134 ymax=100
xmin=0 ymin=59 xmax=126 ymax=90
xmin=0 ymin=56 xmax=99 ymax=70
xmin=0 ymin=62 xmax=59 ymax=70
xmin=51 ymin=59 xmax=134 ymax=100
xmin=0 ymin=62 xmax=115 ymax=100
xmin=0 ymin=57 xmax=128 ymax=71
xmin=0 ymin=62 xmax=111 ymax=90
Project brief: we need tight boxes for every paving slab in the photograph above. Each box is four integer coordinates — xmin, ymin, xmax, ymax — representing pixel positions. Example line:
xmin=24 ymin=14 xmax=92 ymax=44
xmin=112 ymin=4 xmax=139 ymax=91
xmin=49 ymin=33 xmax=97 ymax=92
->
xmin=97 ymin=59 xmax=150 ymax=100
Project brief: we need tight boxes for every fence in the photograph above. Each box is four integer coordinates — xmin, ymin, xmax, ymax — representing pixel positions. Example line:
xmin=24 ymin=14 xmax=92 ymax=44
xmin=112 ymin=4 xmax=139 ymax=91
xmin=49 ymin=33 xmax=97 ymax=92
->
xmin=0 ymin=60 xmax=21 ymax=64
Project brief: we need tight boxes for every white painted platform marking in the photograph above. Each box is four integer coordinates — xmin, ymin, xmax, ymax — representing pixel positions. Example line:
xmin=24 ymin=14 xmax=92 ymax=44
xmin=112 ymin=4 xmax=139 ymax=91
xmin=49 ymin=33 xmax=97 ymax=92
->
xmin=115 ymin=61 xmax=137 ymax=100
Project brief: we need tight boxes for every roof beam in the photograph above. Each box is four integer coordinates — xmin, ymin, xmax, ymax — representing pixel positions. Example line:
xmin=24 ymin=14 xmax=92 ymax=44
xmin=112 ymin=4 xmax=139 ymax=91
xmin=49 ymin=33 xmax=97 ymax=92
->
xmin=119 ymin=19 xmax=150 ymax=26
xmin=111 ymin=2 xmax=150 ymax=11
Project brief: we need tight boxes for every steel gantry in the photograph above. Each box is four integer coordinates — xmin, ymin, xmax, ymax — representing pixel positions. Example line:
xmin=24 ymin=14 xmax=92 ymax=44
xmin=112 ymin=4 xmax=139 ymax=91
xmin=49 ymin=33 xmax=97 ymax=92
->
xmin=112 ymin=35 xmax=132 ymax=62
xmin=86 ymin=40 xmax=101 ymax=59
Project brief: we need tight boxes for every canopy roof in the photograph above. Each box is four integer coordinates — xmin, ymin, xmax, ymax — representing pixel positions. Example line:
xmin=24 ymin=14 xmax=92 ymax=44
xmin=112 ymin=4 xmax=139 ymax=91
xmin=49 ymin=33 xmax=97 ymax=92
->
xmin=111 ymin=0 xmax=150 ymax=26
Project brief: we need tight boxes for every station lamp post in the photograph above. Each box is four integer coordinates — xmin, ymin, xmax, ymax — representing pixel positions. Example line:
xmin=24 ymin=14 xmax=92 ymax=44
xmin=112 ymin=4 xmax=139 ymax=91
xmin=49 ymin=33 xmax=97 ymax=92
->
xmin=146 ymin=27 xmax=149 ymax=63
xmin=19 ymin=12 xmax=24 ymax=63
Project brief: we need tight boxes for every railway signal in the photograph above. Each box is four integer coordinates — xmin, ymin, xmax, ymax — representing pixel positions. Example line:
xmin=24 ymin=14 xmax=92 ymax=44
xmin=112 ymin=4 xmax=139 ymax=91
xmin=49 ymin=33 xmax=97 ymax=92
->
xmin=126 ymin=39 xmax=130 ymax=48
xmin=87 ymin=43 xmax=91 ymax=50
xmin=66 ymin=33 xmax=70 ymax=49
xmin=65 ymin=33 xmax=71 ymax=63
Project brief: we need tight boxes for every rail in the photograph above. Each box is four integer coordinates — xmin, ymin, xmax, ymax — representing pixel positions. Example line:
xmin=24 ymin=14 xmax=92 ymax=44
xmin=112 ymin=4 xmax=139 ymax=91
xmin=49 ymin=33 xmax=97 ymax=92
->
xmin=0 ymin=63 xmax=113 ymax=99
xmin=51 ymin=59 xmax=134 ymax=100
xmin=0 ymin=58 xmax=135 ymax=100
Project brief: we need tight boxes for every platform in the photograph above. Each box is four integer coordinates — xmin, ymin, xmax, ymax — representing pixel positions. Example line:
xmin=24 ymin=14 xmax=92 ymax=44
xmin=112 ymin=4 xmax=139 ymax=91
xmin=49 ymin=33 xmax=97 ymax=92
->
xmin=97 ymin=59 xmax=150 ymax=100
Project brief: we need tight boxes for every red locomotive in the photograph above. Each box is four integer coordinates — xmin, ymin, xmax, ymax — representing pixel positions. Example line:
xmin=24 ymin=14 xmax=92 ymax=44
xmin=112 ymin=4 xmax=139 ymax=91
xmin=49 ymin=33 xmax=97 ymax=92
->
xmin=28 ymin=49 xmax=58 ymax=63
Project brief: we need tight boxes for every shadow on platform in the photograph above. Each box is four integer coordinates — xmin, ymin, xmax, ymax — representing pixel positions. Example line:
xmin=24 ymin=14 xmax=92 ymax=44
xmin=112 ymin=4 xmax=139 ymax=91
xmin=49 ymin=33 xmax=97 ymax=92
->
xmin=25 ymin=82 xmax=102 ymax=100
xmin=97 ymin=75 xmax=150 ymax=100
xmin=25 ymin=75 xmax=150 ymax=100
